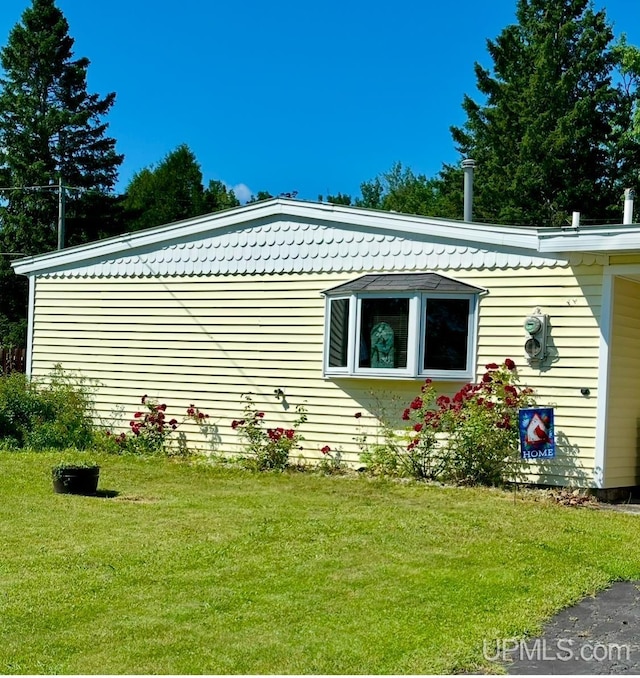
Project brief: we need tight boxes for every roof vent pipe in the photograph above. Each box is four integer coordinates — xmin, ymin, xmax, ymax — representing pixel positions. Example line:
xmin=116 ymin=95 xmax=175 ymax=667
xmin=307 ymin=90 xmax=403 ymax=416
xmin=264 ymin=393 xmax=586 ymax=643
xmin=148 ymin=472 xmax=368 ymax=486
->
xmin=462 ymin=158 xmax=476 ymax=222
xmin=572 ymin=211 xmax=580 ymax=229
xmin=624 ymin=188 xmax=634 ymax=225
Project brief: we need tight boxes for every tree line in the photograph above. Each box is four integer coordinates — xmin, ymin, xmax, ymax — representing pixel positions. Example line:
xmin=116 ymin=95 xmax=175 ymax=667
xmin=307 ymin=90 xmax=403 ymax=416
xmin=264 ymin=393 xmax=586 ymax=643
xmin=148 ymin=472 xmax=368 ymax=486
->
xmin=0 ymin=0 xmax=639 ymax=345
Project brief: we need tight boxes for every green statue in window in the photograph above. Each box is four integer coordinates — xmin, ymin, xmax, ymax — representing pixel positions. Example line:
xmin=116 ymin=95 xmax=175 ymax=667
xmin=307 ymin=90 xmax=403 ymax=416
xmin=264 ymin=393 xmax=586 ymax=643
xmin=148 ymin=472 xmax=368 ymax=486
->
xmin=371 ymin=321 xmax=394 ymax=368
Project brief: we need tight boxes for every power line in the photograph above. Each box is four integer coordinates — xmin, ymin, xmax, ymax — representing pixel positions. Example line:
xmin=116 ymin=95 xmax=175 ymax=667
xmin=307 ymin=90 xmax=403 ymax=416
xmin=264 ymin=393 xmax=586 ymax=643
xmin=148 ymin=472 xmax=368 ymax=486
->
xmin=0 ymin=184 xmax=86 ymax=192
xmin=0 ymin=182 xmax=81 ymax=250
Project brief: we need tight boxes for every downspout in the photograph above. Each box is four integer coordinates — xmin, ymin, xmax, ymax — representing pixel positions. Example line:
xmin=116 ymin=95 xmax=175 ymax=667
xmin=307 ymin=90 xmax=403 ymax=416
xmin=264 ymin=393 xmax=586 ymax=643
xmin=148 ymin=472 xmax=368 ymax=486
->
xmin=462 ymin=159 xmax=476 ymax=222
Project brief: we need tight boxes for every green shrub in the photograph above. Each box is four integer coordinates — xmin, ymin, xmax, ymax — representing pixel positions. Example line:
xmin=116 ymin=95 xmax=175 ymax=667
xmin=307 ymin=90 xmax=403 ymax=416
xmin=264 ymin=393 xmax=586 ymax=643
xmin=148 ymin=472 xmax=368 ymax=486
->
xmin=361 ymin=360 xmax=537 ymax=486
xmin=101 ymin=395 xmax=210 ymax=456
xmin=231 ymin=394 xmax=307 ymax=471
xmin=0 ymin=366 xmax=96 ymax=450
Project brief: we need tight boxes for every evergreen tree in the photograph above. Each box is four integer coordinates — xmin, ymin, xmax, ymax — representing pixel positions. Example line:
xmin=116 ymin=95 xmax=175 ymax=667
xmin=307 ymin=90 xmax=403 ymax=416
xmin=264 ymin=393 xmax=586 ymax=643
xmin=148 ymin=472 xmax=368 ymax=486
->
xmin=123 ymin=145 xmax=206 ymax=231
xmin=123 ymin=145 xmax=240 ymax=231
xmin=447 ymin=0 xmax=640 ymax=226
xmin=318 ymin=192 xmax=352 ymax=205
xmin=202 ymin=179 xmax=240 ymax=213
xmin=356 ymin=162 xmax=459 ymax=218
xmin=0 ymin=0 xmax=123 ymax=344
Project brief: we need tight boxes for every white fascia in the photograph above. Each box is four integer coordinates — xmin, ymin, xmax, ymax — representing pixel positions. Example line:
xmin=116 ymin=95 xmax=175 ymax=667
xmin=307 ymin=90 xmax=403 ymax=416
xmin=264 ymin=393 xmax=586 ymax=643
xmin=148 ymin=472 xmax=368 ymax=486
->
xmin=25 ymin=274 xmax=35 ymax=378
xmin=537 ymin=227 xmax=640 ymax=253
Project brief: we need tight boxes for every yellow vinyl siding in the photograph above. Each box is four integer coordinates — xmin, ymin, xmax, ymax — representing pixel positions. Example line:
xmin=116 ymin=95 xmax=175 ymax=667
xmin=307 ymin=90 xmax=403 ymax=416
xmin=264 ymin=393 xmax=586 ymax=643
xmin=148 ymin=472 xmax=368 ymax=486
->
xmin=603 ymin=277 xmax=640 ymax=486
xmin=30 ymin=263 xmax=603 ymax=483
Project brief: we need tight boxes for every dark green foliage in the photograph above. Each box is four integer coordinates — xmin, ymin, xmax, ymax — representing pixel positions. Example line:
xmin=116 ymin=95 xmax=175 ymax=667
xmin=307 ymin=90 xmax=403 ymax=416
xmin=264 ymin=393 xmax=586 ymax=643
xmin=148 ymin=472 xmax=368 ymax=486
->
xmin=124 ymin=145 xmax=206 ymax=230
xmin=203 ymin=179 xmax=240 ymax=213
xmin=247 ymin=191 xmax=274 ymax=203
xmin=0 ymin=367 xmax=96 ymax=450
xmin=318 ymin=192 xmax=352 ymax=205
xmin=0 ymin=0 xmax=123 ymax=344
xmin=356 ymin=162 xmax=459 ymax=218
xmin=448 ymin=0 xmax=640 ymax=226
xmin=123 ymin=145 xmax=240 ymax=231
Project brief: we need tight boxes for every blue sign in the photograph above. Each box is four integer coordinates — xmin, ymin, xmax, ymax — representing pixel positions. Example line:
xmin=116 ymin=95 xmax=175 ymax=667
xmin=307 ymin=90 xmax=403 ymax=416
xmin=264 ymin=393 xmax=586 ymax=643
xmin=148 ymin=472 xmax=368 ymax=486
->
xmin=519 ymin=407 xmax=555 ymax=459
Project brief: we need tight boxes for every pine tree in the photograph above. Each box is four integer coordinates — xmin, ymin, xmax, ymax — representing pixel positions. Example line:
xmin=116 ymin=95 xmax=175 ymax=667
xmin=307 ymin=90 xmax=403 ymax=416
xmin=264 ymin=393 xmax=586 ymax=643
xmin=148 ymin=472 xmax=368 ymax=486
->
xmin=0 ymin=0 xmax=123 ymax=344
xmin=447 ymin=0 xmax=640 ymax=226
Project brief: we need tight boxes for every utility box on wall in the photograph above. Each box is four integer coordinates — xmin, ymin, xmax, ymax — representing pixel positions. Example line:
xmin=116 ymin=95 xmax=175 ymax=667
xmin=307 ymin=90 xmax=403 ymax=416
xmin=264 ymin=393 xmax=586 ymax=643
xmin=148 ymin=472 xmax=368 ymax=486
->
xmin=524 ymin=312 xmax=548 ymax=361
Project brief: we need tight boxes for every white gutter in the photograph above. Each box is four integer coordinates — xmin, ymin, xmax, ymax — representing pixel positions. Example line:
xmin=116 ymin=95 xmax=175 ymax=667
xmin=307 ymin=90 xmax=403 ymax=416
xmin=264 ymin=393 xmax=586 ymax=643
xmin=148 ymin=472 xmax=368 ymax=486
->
xmin=537 ymin=227 xmax=640 ymax=253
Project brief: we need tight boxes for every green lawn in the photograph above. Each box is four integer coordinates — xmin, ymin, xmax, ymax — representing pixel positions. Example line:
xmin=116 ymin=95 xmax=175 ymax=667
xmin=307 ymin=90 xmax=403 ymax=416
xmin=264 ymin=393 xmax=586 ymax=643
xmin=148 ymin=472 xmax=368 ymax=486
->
xmin=1 ymin=452 xmax=640 ymax=674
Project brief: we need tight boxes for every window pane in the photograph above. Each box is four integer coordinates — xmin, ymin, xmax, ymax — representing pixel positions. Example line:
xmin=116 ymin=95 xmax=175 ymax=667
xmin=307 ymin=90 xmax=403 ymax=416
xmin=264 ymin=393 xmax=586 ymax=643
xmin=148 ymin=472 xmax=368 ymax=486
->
xmin=424 ymin=298 xmax=470 ymax=371
xmin=328 ymin=298 xmax=350 ymax=368
xmin=359 ymin=298 xmax=409 ymax=369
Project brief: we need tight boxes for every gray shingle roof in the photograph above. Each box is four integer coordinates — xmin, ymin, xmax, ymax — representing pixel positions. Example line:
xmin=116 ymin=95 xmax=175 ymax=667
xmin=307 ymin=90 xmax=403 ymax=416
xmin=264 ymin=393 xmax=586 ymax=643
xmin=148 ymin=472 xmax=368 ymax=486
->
xmin=323 ymin=272 xmax=484 ymax=295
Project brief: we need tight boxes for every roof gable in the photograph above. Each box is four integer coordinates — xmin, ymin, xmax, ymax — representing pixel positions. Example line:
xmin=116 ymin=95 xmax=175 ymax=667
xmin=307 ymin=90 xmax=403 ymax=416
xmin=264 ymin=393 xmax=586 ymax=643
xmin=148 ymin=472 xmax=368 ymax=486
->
xmin=10 ymin=197 xmax=625 ymax=278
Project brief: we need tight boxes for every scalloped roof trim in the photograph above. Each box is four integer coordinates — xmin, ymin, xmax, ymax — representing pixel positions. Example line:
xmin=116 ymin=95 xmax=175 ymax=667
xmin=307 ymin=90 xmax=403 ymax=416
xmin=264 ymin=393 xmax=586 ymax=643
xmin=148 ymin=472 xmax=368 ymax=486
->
xmin=11 ymin=198 xmax=610 ymax=279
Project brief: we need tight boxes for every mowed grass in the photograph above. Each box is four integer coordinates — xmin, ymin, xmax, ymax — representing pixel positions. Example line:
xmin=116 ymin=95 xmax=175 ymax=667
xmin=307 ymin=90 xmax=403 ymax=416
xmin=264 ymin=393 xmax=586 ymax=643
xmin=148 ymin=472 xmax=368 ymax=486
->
xmin=1 ymin=453 xmax=640 ymax=674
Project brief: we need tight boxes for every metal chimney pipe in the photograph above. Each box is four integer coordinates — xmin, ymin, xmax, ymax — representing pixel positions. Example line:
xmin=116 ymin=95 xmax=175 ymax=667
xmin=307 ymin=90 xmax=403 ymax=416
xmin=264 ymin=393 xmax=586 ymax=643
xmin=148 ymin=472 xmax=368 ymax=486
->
xmin=623 ymin=188 xmax=634 ymax=225
xmin=462 ymin=158 xmax=476 ymax=222
xmin=571 ymin=211 xmax=580 ymax=229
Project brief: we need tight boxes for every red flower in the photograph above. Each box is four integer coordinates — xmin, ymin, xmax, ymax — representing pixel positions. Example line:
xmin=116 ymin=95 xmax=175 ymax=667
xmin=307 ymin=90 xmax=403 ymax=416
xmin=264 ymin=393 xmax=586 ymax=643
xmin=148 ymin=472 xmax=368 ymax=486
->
xmin=410 ymin=397 xmax=423 ymax=410
xmin=256 ymin=412 xmax=265 ymax=418
xmin=354 ymin=412 xmax=362 ymax=419
xmin=285 ymin=429 xmax=295 ymax=439
xmin=413 ymin=423 xmax=423 ymax=433
xmin=402 ymin=408 xmax=411 ymax=421
xmin=158 ymin=403 xmax=167 ymax=412
xmin=321 ymin=445 xmax=331 ymax=454
xmin=485 ymin=362 xmax=499 ymax=370
xmin=436 ymin=395 xmax=451 ymax=408
xmin=482 ymin=372 xmax=493 ymax=383
xmin=198 ymin=412 xmax=206 ymax=419
xmin=169 ymin=419 xmax=178 ymax=426
xmin=134 ymin=411 xmax=143 ymax=418
xmin=186 ymin=407 xmax=195 ymax=416
xmin=496 ymin=416 xmax=511 ymax=429
xmin=504 ymin=358 xmax=516 ymax=371
xmin=231 ymin=420 xmax=240 ymax=429
xmin=268 ymin=428 xmax=285 ymax=441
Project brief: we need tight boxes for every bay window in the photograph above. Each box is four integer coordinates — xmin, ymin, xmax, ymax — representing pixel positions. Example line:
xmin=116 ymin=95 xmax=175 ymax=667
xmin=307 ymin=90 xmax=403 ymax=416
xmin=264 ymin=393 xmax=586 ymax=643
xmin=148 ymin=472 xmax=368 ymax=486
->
xmin=323 ymin=273 xmax=482 ymax=380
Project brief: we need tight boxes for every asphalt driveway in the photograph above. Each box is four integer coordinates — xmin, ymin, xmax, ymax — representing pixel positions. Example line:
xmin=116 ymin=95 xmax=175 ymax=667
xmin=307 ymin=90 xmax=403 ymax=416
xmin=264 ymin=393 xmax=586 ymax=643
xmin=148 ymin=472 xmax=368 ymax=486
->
xmin=504 ymin=580 xmax=640 ymax=674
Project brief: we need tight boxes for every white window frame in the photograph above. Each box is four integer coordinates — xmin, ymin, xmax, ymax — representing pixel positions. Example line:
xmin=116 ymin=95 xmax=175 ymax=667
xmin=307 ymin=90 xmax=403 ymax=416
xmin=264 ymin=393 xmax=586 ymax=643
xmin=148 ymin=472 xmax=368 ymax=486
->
xmin=323 ymin=291 xmax=478 ymax=380
xmin=418 ymin=292 xmax=478 ymax=381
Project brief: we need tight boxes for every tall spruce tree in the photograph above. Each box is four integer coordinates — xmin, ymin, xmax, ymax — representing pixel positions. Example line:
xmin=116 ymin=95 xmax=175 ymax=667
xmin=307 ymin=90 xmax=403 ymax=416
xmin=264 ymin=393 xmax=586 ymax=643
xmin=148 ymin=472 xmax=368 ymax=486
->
xmin=446 ymin=0 xmax=640 ymax=226
xmin=123 ymin=145 xmax=240 ymax=232
xmin=0 ymin=0 xmax=123 ymax=344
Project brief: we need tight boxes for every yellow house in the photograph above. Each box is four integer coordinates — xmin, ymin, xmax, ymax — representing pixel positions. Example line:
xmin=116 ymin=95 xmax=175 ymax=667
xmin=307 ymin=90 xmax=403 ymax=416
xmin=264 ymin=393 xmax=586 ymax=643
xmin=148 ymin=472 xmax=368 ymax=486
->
xmin=11 ymin=198 xmax=640 ymax=491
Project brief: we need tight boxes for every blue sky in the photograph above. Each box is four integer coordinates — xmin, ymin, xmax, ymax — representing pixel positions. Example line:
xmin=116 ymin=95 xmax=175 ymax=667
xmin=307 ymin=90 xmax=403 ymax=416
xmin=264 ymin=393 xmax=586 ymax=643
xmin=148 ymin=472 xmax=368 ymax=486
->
xmin=0 ymin=0 xmax=639 ymax=203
